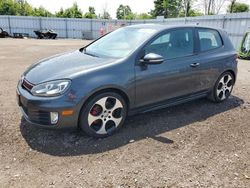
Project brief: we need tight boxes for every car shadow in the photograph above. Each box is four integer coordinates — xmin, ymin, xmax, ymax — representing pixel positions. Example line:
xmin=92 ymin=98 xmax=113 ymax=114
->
xmin=20 ymin=96 xmax=244 ymax=156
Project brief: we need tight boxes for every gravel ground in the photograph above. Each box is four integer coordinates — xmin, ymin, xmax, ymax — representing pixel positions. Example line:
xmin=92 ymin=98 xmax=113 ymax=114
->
xmin=0 ymin=38 xmax=249 ymax=188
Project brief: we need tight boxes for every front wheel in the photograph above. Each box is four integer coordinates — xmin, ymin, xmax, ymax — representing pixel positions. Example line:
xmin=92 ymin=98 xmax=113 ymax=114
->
xmin=79 ymin=92 xmax=127 ymax=138
xmin=209 ymin=72 xmax=235 ymax=102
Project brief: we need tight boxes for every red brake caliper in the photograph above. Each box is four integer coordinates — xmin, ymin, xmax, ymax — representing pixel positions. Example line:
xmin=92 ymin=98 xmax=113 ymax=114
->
xmin=90 ymin=105 xmax=99 ymax=116
xmin=90 ymin=106 xmax=100 ymax=124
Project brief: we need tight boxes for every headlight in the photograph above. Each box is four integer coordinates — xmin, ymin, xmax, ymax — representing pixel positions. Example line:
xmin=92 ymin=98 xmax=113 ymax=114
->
xmin=31 ymin=80 xmax=71 ymax=97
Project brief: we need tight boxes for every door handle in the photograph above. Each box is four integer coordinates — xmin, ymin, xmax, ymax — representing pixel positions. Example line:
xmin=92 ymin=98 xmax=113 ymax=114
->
xmin=190 ymin=63 xmax=200 ymax=67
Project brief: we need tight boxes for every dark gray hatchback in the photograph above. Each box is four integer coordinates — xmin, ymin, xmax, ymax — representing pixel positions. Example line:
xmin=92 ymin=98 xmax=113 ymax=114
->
xmin=17 ymin=24 xmax=237 ymax=137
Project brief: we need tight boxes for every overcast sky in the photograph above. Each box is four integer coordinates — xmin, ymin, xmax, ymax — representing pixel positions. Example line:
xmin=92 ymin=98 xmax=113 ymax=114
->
xmin=27 ymin=0 xmax=154 ymax=18
xmin=26 ymin=0 xmax=250 ymax=19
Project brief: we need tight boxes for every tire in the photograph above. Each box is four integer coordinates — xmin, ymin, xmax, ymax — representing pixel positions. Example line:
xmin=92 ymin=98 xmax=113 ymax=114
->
xmin=79 ymin=92 xmax=127 ymax=138
xmin=209 ymin=71 xmax=235 ymax=103
xmin=52 ymin=34 xmax=57 ymax=39
xmin=2 ymin=31 xmax=9 ymax=37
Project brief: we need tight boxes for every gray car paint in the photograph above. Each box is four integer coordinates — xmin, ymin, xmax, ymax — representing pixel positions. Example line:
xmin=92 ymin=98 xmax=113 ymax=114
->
xmin=17 ymin=24 xmax=237 ymax=128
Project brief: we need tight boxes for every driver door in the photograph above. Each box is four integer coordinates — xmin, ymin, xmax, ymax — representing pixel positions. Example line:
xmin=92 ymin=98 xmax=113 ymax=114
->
xmin=135 ymin=28 xmax=202 ymax=108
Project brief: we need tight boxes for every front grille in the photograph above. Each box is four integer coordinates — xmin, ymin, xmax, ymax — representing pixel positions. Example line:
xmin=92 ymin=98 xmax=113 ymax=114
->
xmin=22 ymin=78 xmax=34 ymax=92
xmin=21 ymin=106 xmax=51 ymax=125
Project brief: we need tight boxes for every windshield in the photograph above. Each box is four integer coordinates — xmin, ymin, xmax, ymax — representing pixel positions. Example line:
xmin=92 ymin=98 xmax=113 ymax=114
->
xmin=84 ymin=27 xmax=157 ymax=58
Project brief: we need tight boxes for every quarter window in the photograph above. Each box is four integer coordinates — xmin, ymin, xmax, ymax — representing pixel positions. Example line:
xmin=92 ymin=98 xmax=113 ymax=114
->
xmin=198 ymin=29 xmax=222 ymax=52
xmin=145 ymin=29 xmax=194 ymax=59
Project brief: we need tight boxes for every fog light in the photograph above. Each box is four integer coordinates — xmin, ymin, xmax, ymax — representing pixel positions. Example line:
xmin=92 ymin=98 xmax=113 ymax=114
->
xmin=50 ymin=112 xmax=58 ymax=124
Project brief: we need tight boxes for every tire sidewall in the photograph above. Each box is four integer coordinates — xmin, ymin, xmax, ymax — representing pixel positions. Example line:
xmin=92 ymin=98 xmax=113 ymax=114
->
xmin=79 ymin=92 xmax=127 ymax=138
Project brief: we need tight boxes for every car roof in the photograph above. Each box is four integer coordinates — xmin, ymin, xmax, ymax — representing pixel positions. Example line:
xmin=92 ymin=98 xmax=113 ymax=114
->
xmin=127 ymin=24 xmax=221 ymax=32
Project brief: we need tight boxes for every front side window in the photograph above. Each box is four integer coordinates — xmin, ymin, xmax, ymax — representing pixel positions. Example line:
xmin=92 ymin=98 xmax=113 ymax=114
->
xmin=145 ymin=28 xmax=194 ymax=59
xmin=198 ymin=29 xmax=222 ymax=52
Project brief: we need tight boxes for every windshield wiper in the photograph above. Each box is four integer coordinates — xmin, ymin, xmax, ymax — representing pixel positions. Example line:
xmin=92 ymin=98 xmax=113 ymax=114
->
xmin=81 ymin=48 xmax=99 ymax=57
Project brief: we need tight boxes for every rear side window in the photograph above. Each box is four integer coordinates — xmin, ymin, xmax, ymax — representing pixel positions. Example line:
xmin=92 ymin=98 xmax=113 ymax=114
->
xmin=198 ymin=29 xmax=222 ymax=52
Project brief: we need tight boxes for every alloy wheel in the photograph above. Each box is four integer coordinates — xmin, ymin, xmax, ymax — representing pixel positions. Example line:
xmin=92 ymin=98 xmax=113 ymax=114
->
xmin=87 ymin=96 xmax=124 ymax=135
xmin=216 ymin=74 xmax=233 ymax=100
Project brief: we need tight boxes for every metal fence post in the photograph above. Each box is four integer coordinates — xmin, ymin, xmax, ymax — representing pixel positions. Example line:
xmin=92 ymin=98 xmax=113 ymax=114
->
xmin=184 ymin=17 xmax=187 ymax=24
xmin=65 ymin=18 xmax=68 ymax=38
xmin=222 ymin=16 xmax=226 ymax=29
xmin=39 ymin=17 xmax=42 ymax=30
xmin=90 ymin=19 xmax=93 ymax=39
xmin=7 ymin=16 xmax=11 ymax=34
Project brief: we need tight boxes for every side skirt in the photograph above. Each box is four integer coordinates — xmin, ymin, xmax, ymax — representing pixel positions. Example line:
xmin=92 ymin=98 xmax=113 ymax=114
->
xmin=128 ymin=90 xmax=209 ymax=116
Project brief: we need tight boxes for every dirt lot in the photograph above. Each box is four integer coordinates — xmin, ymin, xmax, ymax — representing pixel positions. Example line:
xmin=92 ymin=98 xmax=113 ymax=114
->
xmin=0 ymin=38 xmax=249 ymax=188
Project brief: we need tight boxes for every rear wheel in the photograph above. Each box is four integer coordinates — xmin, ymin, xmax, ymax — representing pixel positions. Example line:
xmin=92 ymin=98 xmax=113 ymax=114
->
xmin=79 ymin=92 xmax=127 ymax=138
xmin=209 ymin=72 xmax=235 ymax=102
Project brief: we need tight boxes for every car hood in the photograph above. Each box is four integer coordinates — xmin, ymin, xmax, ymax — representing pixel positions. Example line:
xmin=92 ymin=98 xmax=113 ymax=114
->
xmin=24 ymin=50 xmax=116 ymax=85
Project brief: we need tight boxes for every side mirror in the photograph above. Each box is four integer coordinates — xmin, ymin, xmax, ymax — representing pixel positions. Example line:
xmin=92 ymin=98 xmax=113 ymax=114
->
xmin=140 ymin=53 xmax=164 ymax=65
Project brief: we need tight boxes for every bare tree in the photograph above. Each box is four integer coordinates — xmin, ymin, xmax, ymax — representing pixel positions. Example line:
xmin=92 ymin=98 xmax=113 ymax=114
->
xmin=100 ymin=1 xmax=111 ymax=19
xmin=213 ymin=0 xmax=228 ymax=14
xmin=203 ymin=0 xmax=211 ymax=14
xmin=208 ymin=0 xmax=213 ymax=14
xmin=201 ymin=0 xmax=228 ymax=15
xmin=229 ymin=0 xmax=236 ymax=13
xmin=183 ymin=0 xmax=192 ymax=17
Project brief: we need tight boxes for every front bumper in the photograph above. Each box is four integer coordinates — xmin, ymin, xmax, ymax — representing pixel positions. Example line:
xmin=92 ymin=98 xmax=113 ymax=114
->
xmin=17 ymin=82 xmax=81 ymax=128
